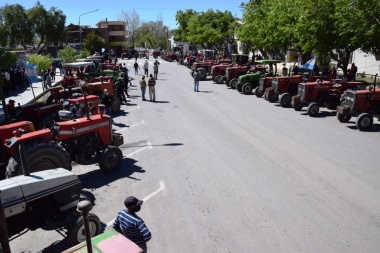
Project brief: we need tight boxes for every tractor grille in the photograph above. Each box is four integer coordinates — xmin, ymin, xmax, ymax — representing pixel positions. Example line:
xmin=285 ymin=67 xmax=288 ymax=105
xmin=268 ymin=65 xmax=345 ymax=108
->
xmin=298 ymin=83 xmax=306 ymax=97
xmin=272 ymin=78 xmax=278 ymax=90
xmin=344 ymin=91 xmax=356 ymax=109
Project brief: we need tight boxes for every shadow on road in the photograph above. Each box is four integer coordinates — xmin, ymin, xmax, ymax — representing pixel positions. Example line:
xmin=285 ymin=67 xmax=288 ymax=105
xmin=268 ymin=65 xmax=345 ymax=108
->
xmin=197 ymin=91 xmax=213 ymax=93
xmin=346 ymin=123 xmax=380 ymax=132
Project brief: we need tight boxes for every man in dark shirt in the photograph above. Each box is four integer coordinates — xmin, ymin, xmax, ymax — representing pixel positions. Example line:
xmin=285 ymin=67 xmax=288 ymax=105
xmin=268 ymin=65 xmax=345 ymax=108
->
xmin=113 ymin=196 xmax=152 ymax=252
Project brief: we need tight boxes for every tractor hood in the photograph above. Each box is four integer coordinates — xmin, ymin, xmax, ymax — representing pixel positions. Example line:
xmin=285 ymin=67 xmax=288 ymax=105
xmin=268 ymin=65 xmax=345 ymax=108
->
xmin=0 ymin=168 xmax=80 ymax=218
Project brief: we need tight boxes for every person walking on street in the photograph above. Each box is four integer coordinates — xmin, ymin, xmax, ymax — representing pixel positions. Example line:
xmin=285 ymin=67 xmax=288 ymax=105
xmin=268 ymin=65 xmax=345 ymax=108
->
xmin=153 ymin=61 xmax=159 ymax=80
xmin=148 ymin=74 xmax=156 ymax=102
xmin=193 ymin=69 xmax=200 ymax=92
xmin=139 ymin=75 xmax=147 ymax=101
xmin=113 ymin=196 xmax=152 ymax=253
xmin=123 ymin=69 xmax=131 ymax=98
xmin=44 ymin=70 xmax=52 ymax=90
xmin=134 ymin=61 xmax=140 ymax=75
xmin=50 ymin=63 xmax=56 ymax=82
xmin=116 ymin=77 xmax=127 ymax=104
xmin=143 ymin=60 xmax=149 ymax=76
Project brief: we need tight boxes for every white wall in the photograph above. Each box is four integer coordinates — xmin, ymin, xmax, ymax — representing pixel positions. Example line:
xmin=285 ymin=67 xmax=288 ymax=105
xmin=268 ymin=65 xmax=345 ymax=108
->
xmin=351 ymin=49 xmax=380 ymax=75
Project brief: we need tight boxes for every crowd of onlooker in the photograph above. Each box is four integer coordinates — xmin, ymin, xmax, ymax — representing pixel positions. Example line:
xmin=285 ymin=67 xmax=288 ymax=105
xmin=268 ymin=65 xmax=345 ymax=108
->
xmin=1 ymin=67 xmax=30 ymax=97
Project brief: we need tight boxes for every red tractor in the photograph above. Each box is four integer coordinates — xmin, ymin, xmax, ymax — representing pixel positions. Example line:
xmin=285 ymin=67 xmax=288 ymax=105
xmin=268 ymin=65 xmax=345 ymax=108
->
xmin=336 ymin=74 xmax=380 ymax=131
xmin=192 ymin=58 xmax=232 ymax=81
xmin=1 ymin=103 xmax=124 ymax=179
xmin=291 ymin=79 xmax=365 ymax=116
xmin=224 ymin=54 xmax=252 ymax=88
xmin=266 ymin=75 xmax=304 ymax=107
xmin=165 ymin=52 xmax=179 ymax=62
xmin=210 ymin=54 xmax=249 ymax=84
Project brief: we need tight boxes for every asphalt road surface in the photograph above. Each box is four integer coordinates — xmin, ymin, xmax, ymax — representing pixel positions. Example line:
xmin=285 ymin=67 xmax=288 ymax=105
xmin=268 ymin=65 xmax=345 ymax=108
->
xmin=9 ymin=57 xmax=380 ymax=253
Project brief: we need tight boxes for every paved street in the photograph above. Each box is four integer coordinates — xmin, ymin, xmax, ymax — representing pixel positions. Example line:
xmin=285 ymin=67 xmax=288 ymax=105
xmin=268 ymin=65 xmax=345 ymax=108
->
xmin=8 ymin=56 xmax=380 ymax=253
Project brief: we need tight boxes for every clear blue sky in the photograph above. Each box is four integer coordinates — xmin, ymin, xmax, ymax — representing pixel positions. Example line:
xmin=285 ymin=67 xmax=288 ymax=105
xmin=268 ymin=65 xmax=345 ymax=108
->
xmin=2 ymin=0 xmax=246 ymax=29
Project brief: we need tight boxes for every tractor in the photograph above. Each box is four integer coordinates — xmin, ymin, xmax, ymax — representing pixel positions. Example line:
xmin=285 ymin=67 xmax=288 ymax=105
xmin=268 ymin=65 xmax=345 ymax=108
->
xmin=165 ymin=52 xmax=179 ymax=62
xmin=336 ymin=74 xmax=380 ymax=131
xmin=291 ymin=79 xmax=365 ymax=116
xmin=266 ymin=75 xmax=304 ymax=107
xmin=192 ymin=58 xmax=232 ymax=81
xmin=1 ymin=100 xmax=124 ymax=179
xmin=225 ymin=55 xmax=252 ymax=89
xmin=0 ymin=161 xmax=102 ymax=248
xmin=236 ymin=60 xmax=281 ymax=94
xmin=211 ymin=54 xmax=249 ymax=84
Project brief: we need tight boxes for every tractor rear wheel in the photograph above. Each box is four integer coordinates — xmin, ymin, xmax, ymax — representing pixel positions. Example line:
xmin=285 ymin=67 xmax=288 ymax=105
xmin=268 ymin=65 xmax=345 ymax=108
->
xmin=336 ymin=112 xmax=351 ymax=123
xmin=215 ymin=75 xmax=223 ymax=84
xmin=99 ymin=146 xmax=123 ymax=173
xmin=267 ymin=92 xmax=276 ymax=103
xmin=355 ymin=113 xmax=373 ymax=131
xmin=230 ymin=78 xmax=238 ymax=89
xmin=242 ymin=83 xmax=253 ymax=95
xmin=279 ymin=93 xmax=292 ymax=107
xmin=212 ymin=76 xmax=216 ymax=83
xmin=307 ymin=102 xmax=320 ymax=116
xmin=254 ymin=88 xmax=264 ymax=97
xmin=198 ymin=68 xmax=207 ymax=80
xmin=111 ymin=98 xmax=121 ymax=114
xmin=67 ymin=212 xmax=101 ymax=246
xmin=5 ymin=140 xmax=72 ymax=178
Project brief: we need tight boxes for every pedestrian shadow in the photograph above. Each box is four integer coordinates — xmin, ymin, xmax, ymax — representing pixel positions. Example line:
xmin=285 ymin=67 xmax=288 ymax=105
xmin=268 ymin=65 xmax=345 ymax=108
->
xmin=197 ymin=91 xmax=213 ymax=93
xmin=153 ymin=100 xmax=170 ymax=103
xmin=112 ymin=110 xmax=129 ymax=118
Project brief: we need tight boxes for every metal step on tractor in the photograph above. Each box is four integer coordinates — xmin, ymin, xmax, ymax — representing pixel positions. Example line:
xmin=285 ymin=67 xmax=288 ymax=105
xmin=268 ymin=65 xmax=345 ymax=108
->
xmin=336 ymin=74 xmax=380 ymax=131
xmin=236 ymin=60 xmax=281 ymax=94
xmin=1 ymin=94 xmax=124 ymax=180
xmin=291 ymin=79 xmax=366 ymax=116
xmin=0 ymin=145 xmax=102 ymax=251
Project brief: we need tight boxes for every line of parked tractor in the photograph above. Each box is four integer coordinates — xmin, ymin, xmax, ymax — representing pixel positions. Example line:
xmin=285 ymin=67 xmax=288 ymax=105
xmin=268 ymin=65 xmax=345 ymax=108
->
xmin=161 ymin=51 xmax=379 ymax=132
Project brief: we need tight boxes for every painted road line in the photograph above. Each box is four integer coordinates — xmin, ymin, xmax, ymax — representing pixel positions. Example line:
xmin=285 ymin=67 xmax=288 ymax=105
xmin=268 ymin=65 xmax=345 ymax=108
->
xmin=115 ymin=120 xmax=145 ymax=133
xmin=124 ymin=142 xmax=152 ymax=157
xmin=106 ymin=180 xmax=166 ymax=228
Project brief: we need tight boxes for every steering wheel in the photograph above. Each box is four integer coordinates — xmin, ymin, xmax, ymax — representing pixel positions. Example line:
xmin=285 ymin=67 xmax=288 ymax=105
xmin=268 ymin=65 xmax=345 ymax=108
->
xmin=43 ymin=120 xmax=56 ymax=130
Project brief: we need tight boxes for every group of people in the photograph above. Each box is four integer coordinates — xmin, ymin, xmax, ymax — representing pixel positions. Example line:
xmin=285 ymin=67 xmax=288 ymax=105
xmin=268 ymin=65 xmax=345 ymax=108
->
xmin=1 ymin=67 xmax=29 ymax=96
xmin=133 ymin=59 xmax=160 ymax=80
xmin=139 ymin=73 xmax=157 ymax=102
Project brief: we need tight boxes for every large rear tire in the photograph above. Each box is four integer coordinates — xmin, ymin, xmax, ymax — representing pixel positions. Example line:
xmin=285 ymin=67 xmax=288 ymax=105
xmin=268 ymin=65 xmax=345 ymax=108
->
xmin=242 ymin=83 xmax=253 ymax=95
xmin=254 ymin=88 xmax=264 ymax=98
xmin=215 ymin=75 xmax=223 ymax=84
xmin=230 ymin=78 xmax=238 ymax=89
xmin=99 ymin=146 xmax=123 ymax=173
xmin=355 ymin=113 xmax=373 ymax=131
xmin=67 ymin=212 xmax=101 ymax=246
xmin=5 ymin=140 xmax=72 ymax=178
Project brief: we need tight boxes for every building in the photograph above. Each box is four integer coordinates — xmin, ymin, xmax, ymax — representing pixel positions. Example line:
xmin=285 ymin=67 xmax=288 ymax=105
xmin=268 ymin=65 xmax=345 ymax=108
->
xmin=97 ymin=20 xmax=128 ymax=53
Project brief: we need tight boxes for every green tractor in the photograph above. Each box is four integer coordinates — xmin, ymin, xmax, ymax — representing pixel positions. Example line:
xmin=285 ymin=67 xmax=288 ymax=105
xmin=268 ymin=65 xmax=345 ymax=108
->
xmin=236 ymin=60 xmax=281 ymax=94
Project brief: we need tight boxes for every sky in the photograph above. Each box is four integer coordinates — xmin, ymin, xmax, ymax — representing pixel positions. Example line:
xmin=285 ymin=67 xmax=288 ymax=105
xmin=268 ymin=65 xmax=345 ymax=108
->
xmin=2 ymin=0 xmax=246 ymax=29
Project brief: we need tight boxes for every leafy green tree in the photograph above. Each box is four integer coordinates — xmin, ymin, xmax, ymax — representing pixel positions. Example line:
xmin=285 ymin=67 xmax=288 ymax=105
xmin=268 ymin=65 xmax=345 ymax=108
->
xmin=27 ymin=1 xmax=48 ymax=50
xmin=0 ymin=49 xmax=18 ymax=69
xmin=83 ymin=32 xmax=105 ymax=55
xmin=174 ymin=9 xmax=197 ymax=43
xmin=26 ymin=53 xmax=53 ymax=73
xmin=80 ymin=48 xmax=91 ymax=58
xmin=2 ymin=4 xmax=33 ymax=49
xmin=57 ymin=46 xmax=77 ymax=64
xmin=45 ymin=7 xmax=66 ymax=49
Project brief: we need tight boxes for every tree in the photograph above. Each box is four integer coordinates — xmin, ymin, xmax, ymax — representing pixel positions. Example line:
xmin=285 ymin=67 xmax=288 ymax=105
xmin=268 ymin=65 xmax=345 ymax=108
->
xmin=83 ymin=32 xmax=105 ymax=55
xmin=0 ymin=49 xmax=18 ymax=69
xmin=27 ymin=1 xmax=48 ymax=50
xmin=119 ymin=8 xmax=141 ymax=48
xmin=57 ymin=46 xmax=77 ymax=64
xmin=45 ymin=7 xmax=66 ymax=49
xmin=174 ymin=9 xmax=197 ymax=43
xmin=26 ymin=53 xmax=53 ymax=73
xmin=2 ymin=4 xmax=33 ymax=49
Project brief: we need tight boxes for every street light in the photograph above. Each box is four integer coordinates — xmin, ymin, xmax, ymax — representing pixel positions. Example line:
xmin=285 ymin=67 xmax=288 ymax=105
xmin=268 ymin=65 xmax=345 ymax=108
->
xmin=79 ymin=9 xmax=100 ymax=51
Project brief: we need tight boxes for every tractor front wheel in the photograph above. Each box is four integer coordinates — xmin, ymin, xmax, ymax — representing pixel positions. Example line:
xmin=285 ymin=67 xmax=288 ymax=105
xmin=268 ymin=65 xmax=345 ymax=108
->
xmin=6 ymin=140 xmax=72 ymax=178
xmin=279 ymin=93 xmax=292 ymax=107
xmin=355 ymin=113 xmax=373 ymax=131
xmin=336 ymin=112 xmax=351 ymax=123
xmin=111 ymin=98 xmax=121 ymax=114
xmin=212 ymin=76 xmax=216 ymax=82
xmin=99 ymin=146 xmax=123 ymax=173
xmin=307 ymin=102 xmax=320 ymax=116
xmin=215 ymin=75 xmax=224 ymax=84
xmin=67 ymin=212 xmax=101 ymax=246
xmin=230 ymin=78 xmax=238 ymax=89
xmin=254 ymin=88 xmax=264 ymax=97
xmin=242 ymin=83 xmax=253 ymax=95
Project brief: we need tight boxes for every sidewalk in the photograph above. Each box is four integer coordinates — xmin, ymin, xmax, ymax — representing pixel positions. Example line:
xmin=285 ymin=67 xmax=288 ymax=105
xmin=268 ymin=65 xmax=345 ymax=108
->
xmin=0 ymin=71 xmax=64 ymax=124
